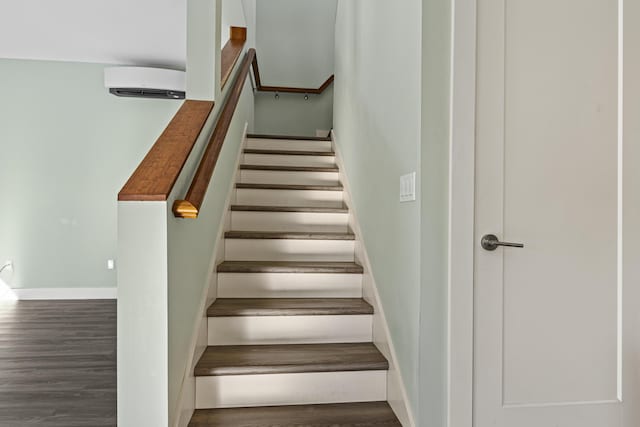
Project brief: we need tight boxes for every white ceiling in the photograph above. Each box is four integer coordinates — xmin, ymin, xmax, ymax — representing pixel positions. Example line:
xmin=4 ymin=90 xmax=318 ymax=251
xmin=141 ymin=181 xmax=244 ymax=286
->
xmin=0 ymin=0 xmax=187 ymax=69
xmin=0 ymin=0 xmax=337 ymax=81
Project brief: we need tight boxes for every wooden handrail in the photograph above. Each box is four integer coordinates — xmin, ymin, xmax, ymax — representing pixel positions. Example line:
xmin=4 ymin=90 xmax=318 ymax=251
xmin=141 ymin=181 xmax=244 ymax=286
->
xmin=122 ymin=47 xmax=329 ymax=214
xmin=118 ymin=100 xmax=214 ymax=201
xmin=221 ymin=27 xmax=247 ymax=88
xmin=251 ymin=53 xmax=334 ymax=95
xmin=173 ymin=48 xmax=256 ymax=219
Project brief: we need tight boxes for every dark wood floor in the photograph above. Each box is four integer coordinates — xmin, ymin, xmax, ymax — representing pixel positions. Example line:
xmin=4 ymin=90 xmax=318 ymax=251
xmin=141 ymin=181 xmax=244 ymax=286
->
xmin=0 ymin=300 xmax=116 ymax=426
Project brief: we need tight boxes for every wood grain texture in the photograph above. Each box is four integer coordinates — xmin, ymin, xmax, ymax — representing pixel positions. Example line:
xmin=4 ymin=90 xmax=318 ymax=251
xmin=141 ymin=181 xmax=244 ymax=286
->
xmin=251 ymin=54 xmax=334 ymax=95
xmin=207 ymin=298 xmax=373 ymax=317
xmin=236 ymin=183 xmax=343 ymax=191
xmin=173 ymin=48 xmax=256 ymax=218
xmin=239 ymin=164 xmax=339 ymax=172
xmin=217 ymin=261 xmax=364 ymax=274
xmin=230 ymin=204 xmax=348 ymax=213
xmin=224 ymin=230 xmax=355 ymax=240
xmin=247 ymin=133 xmax=332 ymax=141
xmin=222 ymin=27 xmax=247 ymax=88
xmin=244 ymin=148 xmax=335 ymax=156
xmin=118 ymin=100 xmax=214 ymax=201
xmin=188 ymin=401 xmax=402 ymax=427
xmin=229 ymin=26 xmax=247 ymax=42
xmin=0 ymin=300 xmax=116 ymax=426
xmin=221 ymin=39 xmax=245 ymax=89
xmin=194 ymin=343 xmax=388 ymax=376
xmin=257 ymin=76 xmax=334 ymax=94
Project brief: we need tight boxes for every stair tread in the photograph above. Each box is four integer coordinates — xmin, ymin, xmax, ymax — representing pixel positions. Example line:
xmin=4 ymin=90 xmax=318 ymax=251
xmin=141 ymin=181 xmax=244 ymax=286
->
xmin=195 ymin=342 xmax=388 ymax=376
xmin=217 ymin=261 xmax=364 ymax=273
xmin=188 ymin=401 xmax=401 ymax=427
xmin=247 ymin=133 xmax=331 ymax=141
xmin=244 ymin=148 xmax=335 ymax=156
xmin=224 ymin=230 xmax=355 ymax=240
xmin=240 ymin=164 xmax=339 ymax=172
xmin=208 ymin=298 xmax=373 ymax=317
xmin=236 ymin=183 xmax=343 ymax=191
xmin=230 ymin=204 xmax=348 ymax=213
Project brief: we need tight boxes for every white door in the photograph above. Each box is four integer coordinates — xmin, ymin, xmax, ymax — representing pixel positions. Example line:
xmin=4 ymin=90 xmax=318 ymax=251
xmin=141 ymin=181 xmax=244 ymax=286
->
xmin=474 ymin=0 xmax=640 ymax=426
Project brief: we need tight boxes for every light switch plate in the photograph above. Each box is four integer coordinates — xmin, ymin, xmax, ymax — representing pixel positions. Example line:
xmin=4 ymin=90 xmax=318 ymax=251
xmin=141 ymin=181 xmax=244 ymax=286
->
xmin=400 ymin=172 xmax=416 ymax=202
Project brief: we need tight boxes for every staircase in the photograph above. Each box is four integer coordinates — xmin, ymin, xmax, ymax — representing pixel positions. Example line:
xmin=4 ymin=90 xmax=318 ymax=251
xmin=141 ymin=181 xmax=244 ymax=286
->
xmin=187 ymin=134 xmax=402 ymax=426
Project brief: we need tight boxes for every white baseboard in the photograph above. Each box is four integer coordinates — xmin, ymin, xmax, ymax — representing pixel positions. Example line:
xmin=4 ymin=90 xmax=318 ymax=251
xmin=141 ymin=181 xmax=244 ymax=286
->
xmin=172 ymin=123 xmax=250 ymax=427
xmin=11 ymin=287 xmax=117 ymax=300
xmin=331 ymin=130 xmax=417 ymax=427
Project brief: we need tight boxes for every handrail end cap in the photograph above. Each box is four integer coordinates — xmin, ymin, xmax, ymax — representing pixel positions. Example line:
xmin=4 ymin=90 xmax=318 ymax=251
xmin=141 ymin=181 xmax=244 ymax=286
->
xmin=173 ymin=200 xmax=199 ymax=219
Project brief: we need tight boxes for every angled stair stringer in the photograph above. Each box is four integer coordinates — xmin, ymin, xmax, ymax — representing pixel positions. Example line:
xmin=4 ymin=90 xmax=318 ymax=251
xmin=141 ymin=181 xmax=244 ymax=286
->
xmin=173 ymin=124 xmax=251 ymax=427
xmin=331 ymin=130 xmax=418 ymax=427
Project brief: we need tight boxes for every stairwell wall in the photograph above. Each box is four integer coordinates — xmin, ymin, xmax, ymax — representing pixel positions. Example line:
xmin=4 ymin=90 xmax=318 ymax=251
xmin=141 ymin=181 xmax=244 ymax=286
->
xmin=253 ymin=0 xmax=337 ymax=136
xmin=333 ymin=0 xmax=422 ymax=416
xmin=167 ymin=77 xmax=254 ymax=426
xmin=419 ymin=0 xmax=452 ymax=426
xmin=117 ymin=75 xmax=254 ymax=427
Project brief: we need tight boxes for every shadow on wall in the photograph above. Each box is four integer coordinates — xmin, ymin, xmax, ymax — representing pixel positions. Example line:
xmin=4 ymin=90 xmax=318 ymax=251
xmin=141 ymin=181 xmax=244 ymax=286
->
xmin=254 ymin=87 xmax=334 ymax=136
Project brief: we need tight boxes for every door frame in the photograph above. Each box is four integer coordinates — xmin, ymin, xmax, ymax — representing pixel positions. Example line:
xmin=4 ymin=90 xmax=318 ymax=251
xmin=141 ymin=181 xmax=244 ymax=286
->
xmin=448 ymin=0 xmax=477 ymax=426
xmin=449 ymin=2 xmax=640 ymax=427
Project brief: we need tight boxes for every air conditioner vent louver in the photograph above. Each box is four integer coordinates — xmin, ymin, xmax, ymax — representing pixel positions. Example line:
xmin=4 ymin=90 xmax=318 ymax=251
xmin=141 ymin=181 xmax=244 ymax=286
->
xmin=104 ymin=67 xmax=186 ymax=100
xmin=109 ymin=88 xmax=185 ymax=99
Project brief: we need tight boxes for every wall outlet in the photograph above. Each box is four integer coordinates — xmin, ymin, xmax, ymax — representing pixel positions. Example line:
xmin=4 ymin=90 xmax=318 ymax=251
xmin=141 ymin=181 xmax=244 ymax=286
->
xmin=1 ymin=260 xmax=13 ymax=273
xmin=400 ymin=172 xmax=416 ymax=202
xmin=107 ymin=259 xmax=115 ymax=270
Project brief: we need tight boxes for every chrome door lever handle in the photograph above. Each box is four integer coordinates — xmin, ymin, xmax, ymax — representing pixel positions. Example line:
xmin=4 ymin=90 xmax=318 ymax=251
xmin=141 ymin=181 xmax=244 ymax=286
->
xmin=481 ymin=234 xmax=524 ymax=251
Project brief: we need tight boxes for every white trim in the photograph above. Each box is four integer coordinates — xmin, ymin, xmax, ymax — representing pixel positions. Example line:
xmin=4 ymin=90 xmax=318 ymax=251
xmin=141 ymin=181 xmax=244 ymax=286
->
xmin=172 ymin=123 xmax=249 ymax=427
xmin=195 ymin=370 xmax=388 ymax=409
xmin=208 ymin=314 xmax=373 ymax=345
xmin=331 ymin=130 xmax=416 ymax=427
xmin=11 ymin=287 xmax=117 ymax=300
xmin=448 ymin=0 xmax=477 ymax=426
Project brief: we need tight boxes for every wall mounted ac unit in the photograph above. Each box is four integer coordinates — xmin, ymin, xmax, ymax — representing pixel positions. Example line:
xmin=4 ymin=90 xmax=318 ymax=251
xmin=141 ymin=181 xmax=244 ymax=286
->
xmin=104 ymin=67 xmax=186 ymax=99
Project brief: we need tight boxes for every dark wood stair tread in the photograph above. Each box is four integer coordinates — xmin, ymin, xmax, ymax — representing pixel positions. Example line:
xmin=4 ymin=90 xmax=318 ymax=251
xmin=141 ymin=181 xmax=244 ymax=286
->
xmin=208 ymin=298 xmax=373 ymax=317
xmin=240 ymin=164 xmax=339 ymax=172
xmin=217 ymin=261 xmax=364 ymax=274
xmin=247 ymin=133 xmax=331 ymax=141
xmin=224 ymin=230 xmax=355 ymax=240
xmin=236 ymin=183 xmax=343 ymax=191
xmin=244 ymin=148 xmax=335 ymax=156
xmin=230 ymin=204 xmax=348 ymax=213
xmin=194 ymin=343 xmax=388 ymax=376
xmin=188 ymin=402 xmax=401 ymax=427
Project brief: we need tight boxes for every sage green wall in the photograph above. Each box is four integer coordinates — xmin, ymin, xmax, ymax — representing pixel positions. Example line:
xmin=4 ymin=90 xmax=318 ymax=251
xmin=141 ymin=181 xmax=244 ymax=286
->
xmin=333 ymin=0 xmax=422 ymax=414
xmin=254 ymin=88 xmax=333 ymax=137
xmin=419 ymin=0 xmax=452 ymax=425
xmin=253 ymin=0 xmax=336 ymax=136
xmin=0 ymin=59 xmax=180 ymax=289
xmin=256 ymin=0 xmax=336 ymax=87
xmin=167 ymin=77 xmax=254 ymax=422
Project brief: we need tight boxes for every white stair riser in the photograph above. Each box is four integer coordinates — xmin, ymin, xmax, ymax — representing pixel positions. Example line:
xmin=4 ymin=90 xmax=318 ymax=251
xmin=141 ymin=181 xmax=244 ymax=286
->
xmin=230 ymin=211 xmax=349 ymax=232
xmin=225 ymin=239 xmax=355 ymax=262
xmin=217 ymin=273 xmax=363 ymax=298
xmin=236 ymin=188 xmax=343 ymax=207
xmin=244 ymin=153 xmax=336 ymax=167
xmin=240 ymin=170 xmax=340 ymax=186
xmin=208 ymin=315 xmax=372 ymax=345
xmin=246 ymin=138 xmax=332 ymax=152
xmin=195 ymin=370 xmax=387 ymax=409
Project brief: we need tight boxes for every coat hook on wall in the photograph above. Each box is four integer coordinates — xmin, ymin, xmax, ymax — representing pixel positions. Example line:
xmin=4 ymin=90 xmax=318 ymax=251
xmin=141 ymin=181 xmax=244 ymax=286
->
xmin=304 ymin=93 xmax=309 ymax=100
xmin=275 ymin=92 xmax=279 ymax=100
